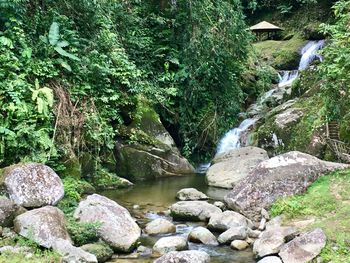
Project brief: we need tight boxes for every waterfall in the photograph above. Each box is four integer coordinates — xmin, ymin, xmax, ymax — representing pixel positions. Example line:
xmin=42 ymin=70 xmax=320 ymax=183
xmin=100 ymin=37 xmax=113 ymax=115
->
xmin=216 ymin=118 xmax=258 ymax=155
xmin=298 ymin=40 xmax=325 ymax=70
xmin=278 ymin=70 xmax=299 ymax=88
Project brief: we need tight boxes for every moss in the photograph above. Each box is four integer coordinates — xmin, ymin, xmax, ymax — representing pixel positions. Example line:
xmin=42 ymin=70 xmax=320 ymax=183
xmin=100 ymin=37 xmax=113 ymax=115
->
xmin=0 ymin=250 xmax=60 ymax=263
xmin=93 ymin=168 xmax=132 ymax=190
xmin=80 ymin=242 xmax=113 ymax=262
xmin=270 ymin=169 xmax=350 ymax=263
xmin=253 ymin=35 xmax=306 ymax=70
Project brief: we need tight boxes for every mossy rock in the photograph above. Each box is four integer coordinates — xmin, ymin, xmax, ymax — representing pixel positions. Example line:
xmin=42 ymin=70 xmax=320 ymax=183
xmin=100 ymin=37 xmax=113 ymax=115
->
xmin=61 ymin=156 xmax=81 ymax=179
xmin=81 ymin=242 xmax=113 ymax=262
xmin=302 ymin=22 xmax=325 ymax=40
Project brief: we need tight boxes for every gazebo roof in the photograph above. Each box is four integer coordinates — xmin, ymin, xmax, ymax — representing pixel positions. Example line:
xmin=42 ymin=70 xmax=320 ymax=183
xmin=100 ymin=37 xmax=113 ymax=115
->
xmin=250 ymin=21 xmax=282 ymax=31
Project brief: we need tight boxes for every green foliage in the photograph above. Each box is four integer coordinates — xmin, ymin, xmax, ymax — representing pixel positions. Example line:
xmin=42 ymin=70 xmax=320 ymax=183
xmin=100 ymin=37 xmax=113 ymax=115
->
xmin=319 ymin=0 xmax=350 ymax=122
xmin=67 ymin=219 xmax=101 ymax=247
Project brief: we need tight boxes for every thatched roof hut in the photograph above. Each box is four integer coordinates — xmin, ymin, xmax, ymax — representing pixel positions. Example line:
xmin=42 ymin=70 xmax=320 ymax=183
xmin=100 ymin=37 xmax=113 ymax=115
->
xmin=250 ymin=21 xmax=283 ymax=33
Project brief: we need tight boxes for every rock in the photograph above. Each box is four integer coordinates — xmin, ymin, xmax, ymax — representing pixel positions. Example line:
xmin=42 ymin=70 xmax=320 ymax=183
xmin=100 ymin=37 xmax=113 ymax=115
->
xmin=115 ymin=143 xmax=195 ymax=181
xmin=53 ymin=238 xmax=97 ymax=263
xmin=144 ymin=218 xmax=176 ymax=235
xmin=213 ymin=201 xmax=226 ymax=210
xmin=231 ymin=240 xmax=249 ymax=250
xmin=154 ymin=250 xmax=210 ymax=263
xmin=137 ymin=245 xmax=152 ymax=257
xmin=188 ymin=226 xmax=218 ymax=246
xmin=0 ymin=245 xmax=32 ymax=254
xmin=279 ymin=228 xmax=326 ymax=263
xmin=208 ymin=211 xmax=253 ymax=231
xmin=218 ymin=226 xmax=247 ymax=244
xmin=275 ymin=108 xmax=304 ymax=129
xmin=153 ymin=236 xmax=188 ymax=255
xmin=253 ymin=226 xmax=299 ymax=258
xmin=259 ymin=217 xmax=267 ymax=231
xmin=176 ymin=188 xmax=208 ymax=201
xmin=247 ymin=228 xmax=261 ymax=238
xmin=2 ymin=227 xmax=17 ymax=239
xmin=257 ymin=256 xmax=283 ymax=263
xmin=261 ymin=208 xmax=270 ymax=220
xmin=206 ymin=147 xmax=269 ymax=188
xmin=80 ymin=242 xmax=113 ymax=262
xmin=74 ymin=194 xmax=141 ymax=252
xmin=170 ymin=201 xmax=221 ymax=221
xmin=266 ymin=216 xmax=283 ymax=230
xmin=225 ymin=151 xmax=349 ymax=220
xmin=14 ymin=206 xmax=71 ymax=248
xmin=0 ymin=197 xmax=18 ymax=227
xmin=1 ymin=163 xmax=64 ymax=208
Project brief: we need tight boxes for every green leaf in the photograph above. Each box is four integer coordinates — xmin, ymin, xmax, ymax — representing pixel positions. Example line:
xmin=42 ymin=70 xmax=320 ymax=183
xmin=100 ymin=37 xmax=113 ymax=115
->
xmin=60 ymin=61 xmax=72 ymax=71
xmin=49 ymin=22 xmax=60 ymax=46
xmin=57 ymin=41 xmax=69 ymax=48
xmin=0 ymin=36 xmax=13 ymax=48
xmin=54 ymin=46 xmax=80 ymax=61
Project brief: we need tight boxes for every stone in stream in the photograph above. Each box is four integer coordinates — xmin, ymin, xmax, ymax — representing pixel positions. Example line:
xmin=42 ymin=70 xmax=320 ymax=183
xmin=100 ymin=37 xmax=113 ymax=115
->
xmin=206 ymin=147 xmax=269 ymax=188
xmin=218 ymin=226 xmax=247 ymax=244
xmin=257 ymin=256 xmax=283 ymax=263
xmin=279 ymin=228 xmax=326 ymax=263
xmin=154 ymin=250 xmax=210 ymax=263
xmin=176 ymin=188 xmax=208 ymax=201
xmin=253 ymin=226 xmax=299 ymax=258
xmin=153 ymin=236 xmax=188 ymax=255
xmin=74 ymin=194 xmax=141 ymax=252
xmin=231 ymin=240 xmax=249 ymax=250
xmin=170 ymin=201 xmax=221 ymax=221
xmin=52 ymin=238 xmax=97 ymax=263
xmin=144 ymin=218 xmax=176 ymax=235
xmin=208 ymin=210 xmax=254 ymax=231
xmin=14 ymin=206 xmax=71 ymax=248
xmin=188 ymin=226 xmax=218 ymax=246
xmin=0 ymin=163 xmax=64 ymax=208
xmin=225 ymin=151 xmax=349 ymax=221
xmin=80 ymin=242 xmax=114 ymax=262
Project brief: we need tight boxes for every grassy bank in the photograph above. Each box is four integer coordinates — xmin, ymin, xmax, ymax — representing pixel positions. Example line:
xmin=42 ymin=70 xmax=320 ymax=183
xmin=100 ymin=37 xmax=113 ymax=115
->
xmin=270 ymin=169 xmax=350 ymax=262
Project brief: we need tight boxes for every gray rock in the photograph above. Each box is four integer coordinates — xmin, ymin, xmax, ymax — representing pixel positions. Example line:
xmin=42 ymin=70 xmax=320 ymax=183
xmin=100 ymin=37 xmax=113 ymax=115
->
xmin=275 ymin=108 xmax=304 ymax=129
xmin=208 ymin=210 xmax=253 ymax=231
xmin=218 ymin=226 xmax=247 ymax=244
xmin=225 ymin=151 xmax=349 ymax=220
xmin=247 ymin=228 xmax=262 ymax=238
xmin=231 ymin=240 xmax=249 ymax=250
xmin=53 ymin=238 xmax=97 ymax=263
xmin=206 ymin=147 xmax=269 ymax=188
xmin=176 ymin=188 xmax=208 ymax=201
xmin=257 ymin=256 xmax=283 ymax=263
xmin=0 ymin=245 xmax=32 ymax=254
xmin=74 ymin=194 xmax=141 ymax=252
xmin=188 ymin=226 xmax=218 ymax=246
xmin=14 ymin=206 xmax=71 ymax=248
xmin=213 ymin=201 xmax=226 ymax=210
xmin=144 ymin=218 xmax=176 ymax=235
xmin=153 ymin=236 xmax=188 ymax=255
xmin=170 ymin=201 xmax=221 ymax=221
xmin=154 ymin=250 xmax=210 ymax=263
xmin=259 ymin=217 xmax=267 ymax=231
xmin=0 ymin=197 xmax=18 ymax=227
xmin=1 ymin=163 xmax=64 ymax=208
xmin=253 ymin=226 xmax=299 ymax=258
xmin=279 ymin=228 xmax=326 ymax=263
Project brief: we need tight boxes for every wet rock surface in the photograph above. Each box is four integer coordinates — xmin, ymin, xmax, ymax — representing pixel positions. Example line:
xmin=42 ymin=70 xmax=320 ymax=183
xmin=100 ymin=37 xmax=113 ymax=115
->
xmin=170 ymin=201 xmax=221 ymax=221
xmin=188 ymin=226 xmax=218 ymax=246
xmin=154 ymin=250 xmax=210 ymax=263
xmin=144 ymin=218 xmax=176 ymax=235
xmin=176 ymin=188 xmax=208 ymax=201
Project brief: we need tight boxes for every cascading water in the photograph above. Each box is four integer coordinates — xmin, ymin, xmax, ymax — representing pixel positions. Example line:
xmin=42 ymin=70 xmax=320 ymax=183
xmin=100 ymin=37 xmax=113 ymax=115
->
xmin=216 ymin=118 xmax=258 ymax=155
xmin=197 ymin=40 xmax=325 ymax=172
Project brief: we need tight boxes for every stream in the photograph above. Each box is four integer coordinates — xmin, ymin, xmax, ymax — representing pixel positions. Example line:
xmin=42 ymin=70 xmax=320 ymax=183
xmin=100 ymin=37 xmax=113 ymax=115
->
xmin=101 ymin=175 xmax=256 ymax=263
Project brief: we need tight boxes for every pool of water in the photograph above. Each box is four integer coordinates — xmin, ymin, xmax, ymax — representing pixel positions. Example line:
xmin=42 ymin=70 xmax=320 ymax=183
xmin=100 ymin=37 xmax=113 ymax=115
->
xmin=100 ymin=175 xmax=256 ymax=263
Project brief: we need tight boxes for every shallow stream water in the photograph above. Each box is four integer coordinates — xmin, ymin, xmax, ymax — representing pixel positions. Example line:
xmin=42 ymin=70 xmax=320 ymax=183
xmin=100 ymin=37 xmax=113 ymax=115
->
xmin=100 ymin=175 xmax=256 ymax=263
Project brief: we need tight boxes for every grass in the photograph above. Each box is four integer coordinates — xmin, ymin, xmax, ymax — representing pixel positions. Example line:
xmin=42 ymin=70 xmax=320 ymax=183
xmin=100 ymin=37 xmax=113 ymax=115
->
xmin=270 ymin=169 xmax=350 ymax=262
xmin=253 ymin=35 xmax=306 ymax=70
xmin=0 ymin=251 xmax=60 ymax=263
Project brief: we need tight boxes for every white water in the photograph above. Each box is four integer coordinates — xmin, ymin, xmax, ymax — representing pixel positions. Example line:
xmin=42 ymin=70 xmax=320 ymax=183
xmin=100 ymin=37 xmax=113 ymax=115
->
xmin=211 ymin=40 xmax=325 ymax=157
xmin=216 ymin=118 xmax=257 ymax=155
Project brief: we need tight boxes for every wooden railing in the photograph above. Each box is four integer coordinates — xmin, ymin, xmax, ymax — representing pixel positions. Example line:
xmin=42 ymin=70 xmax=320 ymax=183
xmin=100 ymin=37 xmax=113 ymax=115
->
xmin=325 ymin=138 xmax=350 ymax=163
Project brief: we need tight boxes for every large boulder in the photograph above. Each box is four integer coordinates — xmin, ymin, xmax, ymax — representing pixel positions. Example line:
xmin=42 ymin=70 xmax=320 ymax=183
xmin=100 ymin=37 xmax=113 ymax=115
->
xmin=274 ymin=108 xmax=304 ymax=130
xmin=74 ymin=194 xmax=141 ymax=252
xmin=279 ymin=228 xmax=326 ymax=263
xmin=170 ymin=201 xmax=221 ymax=222
xmin=206 ymin=147 xmax=269 ymax=188
xmin=153 ymin=236 xmax=188 ymax=255
xmin=253 ymin=226 xmax=299 ymax=258
xmin=176 ymin=188 xmax=208 ymax=201
xmin=154 ymin=250 xmax=210 ymax=263
xmin=0 ymin=197 xmax=20 ymax=227
xmin=208 ymin=211 xmax=253 ymax=231
xmin=52 ymin=238 xmax=98 ymax=263
xmin=0 ymin=163 xmax=64 ymax=207
xmin=144 ymin=218 xmax=176 ymax=235
xmin=188 ymin=226 xmax=218 ymax=246
xmin=225 ymin=151 xmax=348 ymax=220
xmin=14 ymin=206 xmax=71 ymax=248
